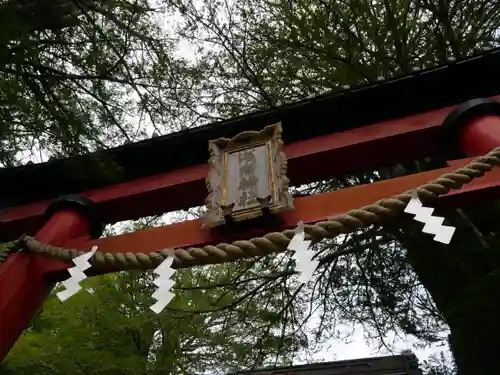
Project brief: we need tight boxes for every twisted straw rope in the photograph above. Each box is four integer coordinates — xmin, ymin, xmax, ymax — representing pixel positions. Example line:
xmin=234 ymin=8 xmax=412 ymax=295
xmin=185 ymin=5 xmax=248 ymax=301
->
xmin=11 ymin=147 xmax=500 ymax=272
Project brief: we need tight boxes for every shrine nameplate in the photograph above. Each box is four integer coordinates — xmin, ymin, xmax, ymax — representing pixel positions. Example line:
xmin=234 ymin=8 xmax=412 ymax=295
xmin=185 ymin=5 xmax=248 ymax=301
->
xmin=203 ymin=123 xmax=294 ymax=228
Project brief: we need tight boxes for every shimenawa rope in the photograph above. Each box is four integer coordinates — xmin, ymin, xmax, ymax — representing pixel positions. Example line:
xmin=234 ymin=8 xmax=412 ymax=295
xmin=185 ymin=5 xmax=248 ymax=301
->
xmin=5 ymin=147 xmax=500 ymax=272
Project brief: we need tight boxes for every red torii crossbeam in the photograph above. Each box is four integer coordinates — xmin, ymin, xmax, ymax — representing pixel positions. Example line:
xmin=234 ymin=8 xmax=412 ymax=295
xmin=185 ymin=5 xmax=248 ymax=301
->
xmin=63 ymin=157 xmax=500 ymax=256
xmin=0 ymin=103 xmax=451 ymax=237
xmin=1 ymin=97 xmax=500 ymax=361
xmin=3 ymin=96 xmax=500 ymax=239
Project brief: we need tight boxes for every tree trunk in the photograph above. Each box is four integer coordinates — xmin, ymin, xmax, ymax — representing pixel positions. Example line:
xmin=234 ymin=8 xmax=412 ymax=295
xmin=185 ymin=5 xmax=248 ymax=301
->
xmin=445 ymin=269 xmax=500 ymax=375
xmin=390 ymin=208 xmax=500 ymax=375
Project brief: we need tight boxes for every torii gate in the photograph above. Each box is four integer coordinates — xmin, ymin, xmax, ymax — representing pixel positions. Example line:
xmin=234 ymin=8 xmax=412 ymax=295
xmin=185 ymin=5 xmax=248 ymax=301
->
xmin=2 ymin=49 xmax=500 ymax=370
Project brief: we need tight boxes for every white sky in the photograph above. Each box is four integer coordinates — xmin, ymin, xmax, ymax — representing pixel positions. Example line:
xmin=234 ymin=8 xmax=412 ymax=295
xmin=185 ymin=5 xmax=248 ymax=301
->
xmin=306 ymin=322 xmax=449 ymax=363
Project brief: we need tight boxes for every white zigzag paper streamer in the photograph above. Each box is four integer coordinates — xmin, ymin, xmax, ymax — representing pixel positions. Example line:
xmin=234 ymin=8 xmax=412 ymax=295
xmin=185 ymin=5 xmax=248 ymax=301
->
xmin=288 ymin=221 xmax=318 ymax=284
xmin=404 ymin=192 xmax=456 ymax=244
xmin=57 ymin=246 xmax=98 ymax=302
xmin=150 ymin=255 xmax=176 ymax=314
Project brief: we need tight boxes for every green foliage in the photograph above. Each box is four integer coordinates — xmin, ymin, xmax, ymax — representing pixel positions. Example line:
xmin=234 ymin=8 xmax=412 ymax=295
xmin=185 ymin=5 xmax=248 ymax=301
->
xmin=0 ymin=0 xmax=200 ymax=167
xmin=2 ymin=217 xmax=308 ymax=373
xmin=171 ymin=0 xmax=500 ymax=117
xmin=2 ymin=261 xmax=306 ymax=374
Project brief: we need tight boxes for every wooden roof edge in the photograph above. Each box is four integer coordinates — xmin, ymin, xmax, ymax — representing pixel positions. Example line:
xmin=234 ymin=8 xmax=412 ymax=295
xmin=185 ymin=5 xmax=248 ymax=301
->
xmin=226 ymin=352 xmax=421 ymax=375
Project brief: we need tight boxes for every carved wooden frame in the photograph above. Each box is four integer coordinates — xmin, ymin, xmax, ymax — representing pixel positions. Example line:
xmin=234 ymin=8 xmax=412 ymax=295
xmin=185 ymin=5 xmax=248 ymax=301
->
xmin=203 ymin=123 xmax=294 ymax=228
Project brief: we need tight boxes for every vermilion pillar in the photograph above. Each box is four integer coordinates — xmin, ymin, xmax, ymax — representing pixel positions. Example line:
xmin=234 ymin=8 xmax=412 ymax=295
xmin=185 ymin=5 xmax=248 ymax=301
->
xmin=0 ymin=195 xmax=102 ymax=362
xmin=458 ymin=115 xmax=500 ymax=156
xmin=443 ymin=98 xmax=500 ymax=157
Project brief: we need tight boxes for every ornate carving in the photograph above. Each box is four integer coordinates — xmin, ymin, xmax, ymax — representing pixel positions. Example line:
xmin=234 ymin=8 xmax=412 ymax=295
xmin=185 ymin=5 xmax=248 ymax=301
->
xmin=203 ymin=123 xmax=294 ymax=228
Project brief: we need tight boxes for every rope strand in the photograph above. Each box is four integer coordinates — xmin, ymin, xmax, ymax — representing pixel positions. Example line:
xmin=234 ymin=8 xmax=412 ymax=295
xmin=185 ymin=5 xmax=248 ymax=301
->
xmin=8 ymin=147 xmax=500 ymax=272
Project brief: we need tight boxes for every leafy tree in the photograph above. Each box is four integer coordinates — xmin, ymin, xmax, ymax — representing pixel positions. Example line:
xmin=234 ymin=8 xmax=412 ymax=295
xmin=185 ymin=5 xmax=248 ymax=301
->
xmin=0 ymin=0 xmax=206 ymax=167
xmin=422 ymin=352 xmax=457 ymax=375
xmin=1 ymin=219 xmax=309 ymax=375
xmin=171 ymin=0 xmax=499 ymax=115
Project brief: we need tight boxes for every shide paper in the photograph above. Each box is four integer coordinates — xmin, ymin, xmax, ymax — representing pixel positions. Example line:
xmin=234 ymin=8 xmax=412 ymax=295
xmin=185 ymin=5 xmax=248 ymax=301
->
xmin=57 ymin=246 xmax=98 ymax=302
xmin=288 ymin=221 xmax=318 ymax=284
xmin=150 ymin=254 xmax=176 ymax=314
xmin=404 ymin=192 xmax=456 ymax=244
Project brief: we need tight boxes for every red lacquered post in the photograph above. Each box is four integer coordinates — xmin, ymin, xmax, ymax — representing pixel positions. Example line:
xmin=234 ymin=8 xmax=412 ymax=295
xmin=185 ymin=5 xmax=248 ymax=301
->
xmin=443 ymin=98 xmax=500 ymax=157
xmin=0 ymin=196 xmax=101 ymax=362
xmin=459 ymin=115 xmax=500 ymax=156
